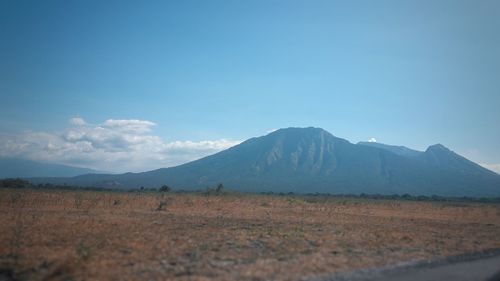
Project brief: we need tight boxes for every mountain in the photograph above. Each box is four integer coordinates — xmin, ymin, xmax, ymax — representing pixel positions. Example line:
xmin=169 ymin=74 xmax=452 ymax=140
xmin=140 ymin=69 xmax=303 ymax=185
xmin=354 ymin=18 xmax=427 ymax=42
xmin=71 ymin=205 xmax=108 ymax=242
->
xmin=29 ymin=127 xmax=500 ymax=197
xmin=0 ymin=158 xmax=101 ymax=178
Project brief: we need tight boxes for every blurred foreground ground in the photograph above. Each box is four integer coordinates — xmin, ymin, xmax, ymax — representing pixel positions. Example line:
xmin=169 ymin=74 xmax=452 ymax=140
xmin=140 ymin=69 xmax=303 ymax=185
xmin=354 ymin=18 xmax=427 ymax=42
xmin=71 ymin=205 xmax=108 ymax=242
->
xmin=1 ymin=189 xmax=499 ymax=280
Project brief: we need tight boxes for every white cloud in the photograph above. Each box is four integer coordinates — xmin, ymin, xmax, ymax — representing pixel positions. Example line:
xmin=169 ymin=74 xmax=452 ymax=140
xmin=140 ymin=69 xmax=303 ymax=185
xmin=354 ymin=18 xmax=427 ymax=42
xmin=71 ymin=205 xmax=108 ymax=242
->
xmin=368 ymin=137 xmax=377 ymax=143
xmin=69 ymin=117 xmax=86 ymax=126
xmin=102 ymin=119 xmax=156 ymax=133
xmin=480 ymin=163 xmax=500 ymax=175
xmin=0 ymin=118 xmax=240 ymax=173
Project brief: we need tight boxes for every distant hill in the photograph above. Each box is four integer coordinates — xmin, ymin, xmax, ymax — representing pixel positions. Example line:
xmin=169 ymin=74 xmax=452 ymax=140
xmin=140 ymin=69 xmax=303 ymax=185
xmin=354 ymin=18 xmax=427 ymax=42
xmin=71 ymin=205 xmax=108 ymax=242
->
xmin=358 ymin=142 xmax=499 ymax=178
xmin=30 ymin=127 xmax=500 ymax=197
xmin=0 ymin=158 xmax=101 ymax=178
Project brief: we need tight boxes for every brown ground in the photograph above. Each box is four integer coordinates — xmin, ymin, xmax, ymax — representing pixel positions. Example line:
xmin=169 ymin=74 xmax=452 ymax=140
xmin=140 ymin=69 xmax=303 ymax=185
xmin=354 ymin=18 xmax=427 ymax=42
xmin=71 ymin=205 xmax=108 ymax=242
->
xmin=1 ymin=188 xmax=499 ymax=281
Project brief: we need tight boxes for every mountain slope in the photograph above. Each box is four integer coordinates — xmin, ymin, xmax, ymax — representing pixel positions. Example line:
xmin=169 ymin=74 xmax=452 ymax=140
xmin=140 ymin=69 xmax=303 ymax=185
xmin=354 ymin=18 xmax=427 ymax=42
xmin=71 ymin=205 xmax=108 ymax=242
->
xmin=30 ymin=128 xmax=500 ymax=196
xmin=0 ymin=158 xmax=101 ymax=178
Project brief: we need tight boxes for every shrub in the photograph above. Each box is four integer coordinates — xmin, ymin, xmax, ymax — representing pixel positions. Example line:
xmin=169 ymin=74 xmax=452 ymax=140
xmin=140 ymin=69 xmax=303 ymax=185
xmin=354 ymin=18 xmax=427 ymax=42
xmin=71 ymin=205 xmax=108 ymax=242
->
xmin=156 ymin=200 xmax=168 ymax=211
xmin=159 ymin=185 xmax=171 ymax=192
xmin=0 ymin=178 xmax=31 ymax=188
xmin=216 ymin=183 xmax=224 ymax=194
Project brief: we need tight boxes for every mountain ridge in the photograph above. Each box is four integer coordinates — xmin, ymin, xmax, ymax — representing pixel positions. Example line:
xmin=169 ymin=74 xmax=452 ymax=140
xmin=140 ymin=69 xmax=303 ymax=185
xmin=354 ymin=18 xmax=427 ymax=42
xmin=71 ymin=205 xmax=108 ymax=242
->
xmin=0 ymin=158 xmax=103 ymax=178
xmin=28 ymin=127 xmax=500 ymax=197
xmin=357 ymin=141 xmax=422 ymax=158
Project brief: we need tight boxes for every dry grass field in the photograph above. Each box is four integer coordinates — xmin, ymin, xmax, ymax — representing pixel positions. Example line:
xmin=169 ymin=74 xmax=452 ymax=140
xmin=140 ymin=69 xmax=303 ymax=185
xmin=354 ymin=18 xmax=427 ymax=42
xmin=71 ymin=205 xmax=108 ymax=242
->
xmin=1 ymin=188 xmax=500 ymax=281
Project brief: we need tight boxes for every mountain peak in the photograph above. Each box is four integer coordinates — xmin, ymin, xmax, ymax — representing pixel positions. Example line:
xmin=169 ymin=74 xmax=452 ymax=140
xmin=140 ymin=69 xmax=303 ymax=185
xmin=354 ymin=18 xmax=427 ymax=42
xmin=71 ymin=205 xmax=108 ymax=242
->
xmin=268 ymin=127 xmax=342 ymax=141
xmin=426 ymin=143 xmax=449 ymax=151
xmin=271 ymin=127 xmax=328 ymax=134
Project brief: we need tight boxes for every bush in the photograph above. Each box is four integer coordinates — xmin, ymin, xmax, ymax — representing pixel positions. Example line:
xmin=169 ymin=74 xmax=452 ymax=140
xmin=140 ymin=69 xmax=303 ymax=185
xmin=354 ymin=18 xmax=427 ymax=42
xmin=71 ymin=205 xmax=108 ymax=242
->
xmin=159 ymin=185 xmax=171 ymax=192
xmin=216 ymin=183 xmax=224 ymax=194
xmin=0 ymin=178 xmax=31 ymax=188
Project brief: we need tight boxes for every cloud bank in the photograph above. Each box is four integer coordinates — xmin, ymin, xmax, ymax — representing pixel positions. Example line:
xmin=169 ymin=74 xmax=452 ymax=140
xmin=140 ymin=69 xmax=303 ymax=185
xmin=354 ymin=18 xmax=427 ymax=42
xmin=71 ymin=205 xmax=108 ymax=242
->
xmin=0 ymin=118 xmax=240 ymax=173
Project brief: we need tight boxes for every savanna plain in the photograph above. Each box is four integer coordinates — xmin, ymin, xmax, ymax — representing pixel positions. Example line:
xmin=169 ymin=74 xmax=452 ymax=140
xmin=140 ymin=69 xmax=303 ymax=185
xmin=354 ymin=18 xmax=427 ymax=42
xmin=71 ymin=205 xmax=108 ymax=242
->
xmin=1 ymin=188 xmax=500 ymax=281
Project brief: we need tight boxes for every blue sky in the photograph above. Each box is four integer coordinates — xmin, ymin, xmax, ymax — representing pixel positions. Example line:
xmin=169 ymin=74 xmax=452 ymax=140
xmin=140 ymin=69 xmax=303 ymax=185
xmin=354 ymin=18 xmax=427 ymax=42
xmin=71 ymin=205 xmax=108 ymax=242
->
xmin=1 ymin=0 xmax=499 ymax=173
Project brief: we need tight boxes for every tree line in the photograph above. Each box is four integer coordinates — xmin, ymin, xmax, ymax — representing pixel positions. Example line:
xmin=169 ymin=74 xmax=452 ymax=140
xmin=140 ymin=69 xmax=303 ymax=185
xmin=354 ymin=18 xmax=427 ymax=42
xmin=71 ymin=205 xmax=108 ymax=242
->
xmin=1 ymin=178 xmax=498 ymax=203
